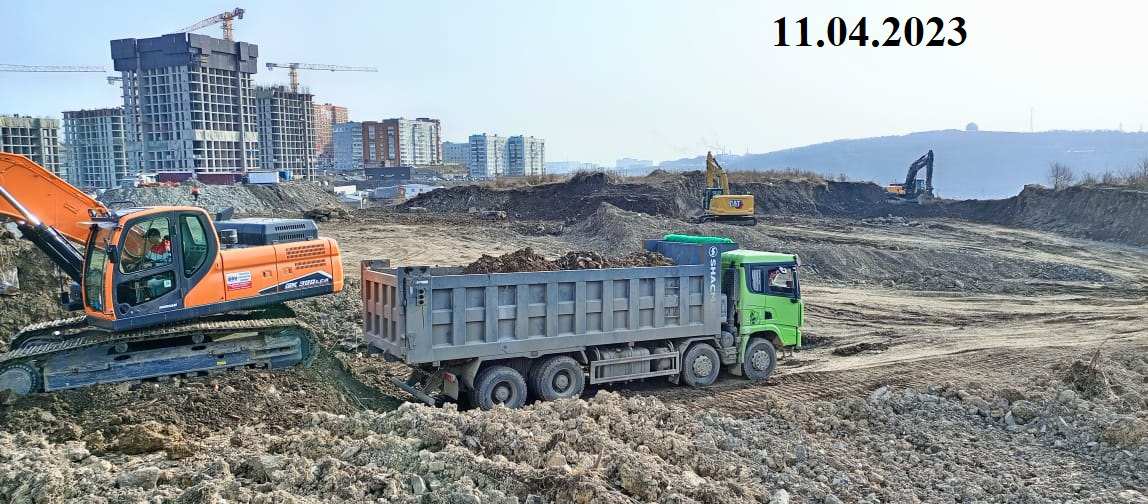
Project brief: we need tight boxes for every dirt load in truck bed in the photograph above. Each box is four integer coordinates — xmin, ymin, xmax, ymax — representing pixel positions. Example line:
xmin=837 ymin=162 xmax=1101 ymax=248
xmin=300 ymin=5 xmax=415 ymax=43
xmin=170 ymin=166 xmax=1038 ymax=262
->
xmin=462 ymin=247 xmax=674 ymax=274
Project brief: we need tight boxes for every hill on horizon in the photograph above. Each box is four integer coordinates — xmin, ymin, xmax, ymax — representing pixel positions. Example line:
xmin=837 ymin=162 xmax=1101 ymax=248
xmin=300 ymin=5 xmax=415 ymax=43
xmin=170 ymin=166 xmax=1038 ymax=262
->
xmin=658 ymin=130 xmax=1148 ymax=199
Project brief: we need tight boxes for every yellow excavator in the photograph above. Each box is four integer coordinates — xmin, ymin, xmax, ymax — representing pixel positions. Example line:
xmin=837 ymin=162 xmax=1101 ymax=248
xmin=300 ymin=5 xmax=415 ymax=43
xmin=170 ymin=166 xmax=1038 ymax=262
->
xmin=698 ymin=151 xmax=756 ymax=225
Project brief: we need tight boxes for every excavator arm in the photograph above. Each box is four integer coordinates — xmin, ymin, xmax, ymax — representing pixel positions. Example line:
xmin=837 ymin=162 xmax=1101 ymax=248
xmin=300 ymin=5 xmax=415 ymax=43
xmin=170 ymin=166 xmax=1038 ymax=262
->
xmin=0 ymin=153 xmax=109 ymax=281
xmin=902 ymin=150 xmax=935 ymax=196
xmin=705 ymin=151 xmax=731 ymax=194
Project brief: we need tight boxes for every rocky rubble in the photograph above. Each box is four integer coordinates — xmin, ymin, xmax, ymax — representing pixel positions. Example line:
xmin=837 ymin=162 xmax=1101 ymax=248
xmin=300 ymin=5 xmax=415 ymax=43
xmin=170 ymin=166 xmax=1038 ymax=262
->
xmin=4 ymin=374 xmax=1147 ymax=503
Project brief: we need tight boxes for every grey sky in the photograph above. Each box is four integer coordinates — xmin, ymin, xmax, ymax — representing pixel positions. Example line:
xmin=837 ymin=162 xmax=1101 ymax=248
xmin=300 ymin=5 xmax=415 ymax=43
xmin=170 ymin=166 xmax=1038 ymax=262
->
xmin=2 ymin=0 xmax=1144 ymax=165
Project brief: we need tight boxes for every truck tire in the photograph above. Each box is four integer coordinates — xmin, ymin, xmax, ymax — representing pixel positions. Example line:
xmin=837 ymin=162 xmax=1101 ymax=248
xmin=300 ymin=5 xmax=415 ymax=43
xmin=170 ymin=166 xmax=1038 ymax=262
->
xmin=681 ymin=343 xmax=720 ymax=387
xmin=529 ymin=355 xmax=585 ymax=401
xmin=742 ymin=338 xmax=777 ymax=381
xmin=470 ymin=365 xmax=528 ymax=410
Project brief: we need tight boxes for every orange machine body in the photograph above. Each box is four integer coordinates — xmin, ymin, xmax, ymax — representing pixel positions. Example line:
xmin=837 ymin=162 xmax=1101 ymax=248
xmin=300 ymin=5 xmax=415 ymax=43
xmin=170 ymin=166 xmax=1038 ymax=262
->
xmin=79 ymin=207 xmax=343 ymax=330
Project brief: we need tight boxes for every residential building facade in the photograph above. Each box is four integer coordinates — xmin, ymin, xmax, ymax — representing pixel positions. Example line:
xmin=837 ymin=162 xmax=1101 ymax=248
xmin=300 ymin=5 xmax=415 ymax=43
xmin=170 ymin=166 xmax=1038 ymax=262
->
xmin=110 ymin=33 xmax=260 ymax=183
xmin=332 ymin=121 xmax=363 ymax=171
xmin=62 ymin=108 xmax=130 ymax=189
xmin=0 ymin=115 xmax=62 ymax=178
xmin=468 ymin=133 xmax=507 ymax=178
xmin=256 ymin=85 xmax=315 ymax=179
xmin=362 ymin=117 xmax=442 ymax=167
xmin=507 ymin=135 xmax=545 ymax=176
xmin=442 ymin=141 xmax=469 ymax=165
xmin=312 ymin=103 xmax=348 ymax=169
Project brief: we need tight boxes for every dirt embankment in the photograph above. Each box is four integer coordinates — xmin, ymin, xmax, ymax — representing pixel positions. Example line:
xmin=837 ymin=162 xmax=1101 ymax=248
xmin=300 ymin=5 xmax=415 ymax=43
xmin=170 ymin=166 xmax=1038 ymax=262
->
xmin=909 ymin=185 xmax=1148 ymax=247
xmin=100 ymin=182 xmax=346 ymax=215
xmin=404 ymin=171 xmax=892 ymax=221
xmin=0 ymin=238 xmax=69 ymax=345
xmin=407 ymin=171 xmax=1148 ymax=247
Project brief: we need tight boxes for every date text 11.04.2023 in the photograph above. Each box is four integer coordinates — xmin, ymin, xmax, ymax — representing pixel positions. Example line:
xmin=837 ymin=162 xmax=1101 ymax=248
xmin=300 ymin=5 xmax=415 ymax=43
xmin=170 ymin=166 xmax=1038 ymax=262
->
xmin=774 ymin=17 xmax=966 ymax=48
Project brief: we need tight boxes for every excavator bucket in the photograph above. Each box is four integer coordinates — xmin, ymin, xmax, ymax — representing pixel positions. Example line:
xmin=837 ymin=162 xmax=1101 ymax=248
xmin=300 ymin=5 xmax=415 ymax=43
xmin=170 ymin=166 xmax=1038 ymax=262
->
xmin=0 ymin=152 xmax=107 ymax=243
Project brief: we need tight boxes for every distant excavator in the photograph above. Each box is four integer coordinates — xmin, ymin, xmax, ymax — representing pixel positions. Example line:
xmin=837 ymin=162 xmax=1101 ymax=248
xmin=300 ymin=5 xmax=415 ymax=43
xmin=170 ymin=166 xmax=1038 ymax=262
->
xmin=886 ymin=150 xmax=935 ymax=203
xmin=698 ymin=152 xmax=756 ymax=225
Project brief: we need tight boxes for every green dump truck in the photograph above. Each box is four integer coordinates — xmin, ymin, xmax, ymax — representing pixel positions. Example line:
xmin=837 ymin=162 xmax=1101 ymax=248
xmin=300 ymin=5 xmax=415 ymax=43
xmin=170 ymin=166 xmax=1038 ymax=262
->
xmin=363 ymin=235 xmax=804 ymax=409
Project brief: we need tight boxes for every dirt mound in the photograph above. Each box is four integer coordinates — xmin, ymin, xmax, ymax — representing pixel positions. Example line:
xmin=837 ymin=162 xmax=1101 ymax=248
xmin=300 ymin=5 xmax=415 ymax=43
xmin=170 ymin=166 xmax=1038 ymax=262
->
xmin=5 ymin=384 xmax=1147 ymax=503
xmin=463 ymin=247 xmax=675 ymax=274
xmin=303 ymin=205 xmax=351 ymax=222
xmin=0 ymin=240 xmax=69 ymax=346
xmin=900 ymin=185 xmax=1148 ymax=247
xmin=100 ymin=182 xmax=346 ymax=216
xmin=463 ymin=248 xmax=557 ymax=273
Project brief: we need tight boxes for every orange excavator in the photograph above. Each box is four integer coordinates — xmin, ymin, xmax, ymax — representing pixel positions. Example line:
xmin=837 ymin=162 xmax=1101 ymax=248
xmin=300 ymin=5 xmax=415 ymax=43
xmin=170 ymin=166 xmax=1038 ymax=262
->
xmin=0 ymin=153 xmax=343 ymax=396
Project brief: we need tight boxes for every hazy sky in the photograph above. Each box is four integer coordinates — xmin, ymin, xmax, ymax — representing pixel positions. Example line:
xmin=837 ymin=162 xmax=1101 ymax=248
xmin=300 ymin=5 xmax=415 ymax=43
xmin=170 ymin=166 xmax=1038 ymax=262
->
xmin=2 ymin=1 xmax=1146 ymax=165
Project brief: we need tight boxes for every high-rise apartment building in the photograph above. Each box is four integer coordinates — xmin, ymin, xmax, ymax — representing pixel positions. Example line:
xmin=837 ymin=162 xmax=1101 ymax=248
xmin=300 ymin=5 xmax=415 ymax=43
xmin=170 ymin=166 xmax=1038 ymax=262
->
xmin=507 ymin=135 xmax=545 ymax=176
xmin=333 ymin=121 xmax=363 ymax=171
xmin=62 ymin=108 xmax=130 ymax=189
xmin=110 ymin=33 xmax=260 ymax=183
xmin=312 ymin=103 xmax=348 ymax=169
xmin=362 ymin=118 xmax=442 ymax=167
xmin=442 ymin=141 xmax=469 ymax=166
xmin=256 ymin=85 xmax=315 ymax=179
xmin=0 ymin=115 xmax=61 ymax=178
xmin=468 ymin=133 xmax=507 ymax=178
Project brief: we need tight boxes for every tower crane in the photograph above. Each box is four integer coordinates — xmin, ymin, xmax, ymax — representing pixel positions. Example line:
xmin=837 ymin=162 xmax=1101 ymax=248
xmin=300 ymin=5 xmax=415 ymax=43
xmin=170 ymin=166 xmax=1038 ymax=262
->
xmin=178 ymin=8 xmax=245 ymax=41
xmin=0 ymin=64 xmax=105 ymax=72
xmin=264 ymin=62 xmax=378 ymax=92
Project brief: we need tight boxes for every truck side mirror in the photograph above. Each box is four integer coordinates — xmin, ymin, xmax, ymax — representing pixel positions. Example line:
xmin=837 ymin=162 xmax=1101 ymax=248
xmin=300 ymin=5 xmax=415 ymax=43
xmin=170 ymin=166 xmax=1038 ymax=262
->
xmin=106 ymin=244 xmax=120 ymax=263
xmin=218 ymin=229 xmax=238 ymax=245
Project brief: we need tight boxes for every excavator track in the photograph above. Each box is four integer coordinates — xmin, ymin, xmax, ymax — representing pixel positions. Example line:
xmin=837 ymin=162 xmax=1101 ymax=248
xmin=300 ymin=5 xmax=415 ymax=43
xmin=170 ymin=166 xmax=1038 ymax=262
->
xmin=0 ymin=316 xmax=318 ymax=396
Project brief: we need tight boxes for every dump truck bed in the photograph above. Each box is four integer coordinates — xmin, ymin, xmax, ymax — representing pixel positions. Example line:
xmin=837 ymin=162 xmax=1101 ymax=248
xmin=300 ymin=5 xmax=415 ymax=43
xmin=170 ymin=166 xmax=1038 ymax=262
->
xmin=362 ymin=249 xmax=725 ymax=365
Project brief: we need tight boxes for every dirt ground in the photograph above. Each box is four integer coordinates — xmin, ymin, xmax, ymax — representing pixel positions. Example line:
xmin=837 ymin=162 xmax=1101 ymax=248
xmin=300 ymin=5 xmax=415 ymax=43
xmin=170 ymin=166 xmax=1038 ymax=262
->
xmin=2 ymin=177 xmax=1147 ymax=502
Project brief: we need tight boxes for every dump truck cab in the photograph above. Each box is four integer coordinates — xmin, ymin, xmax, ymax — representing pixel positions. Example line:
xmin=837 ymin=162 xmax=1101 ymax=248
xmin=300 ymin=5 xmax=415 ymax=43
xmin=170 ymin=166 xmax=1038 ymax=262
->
xmin=722 ymin=249 xmax=803 ymax=352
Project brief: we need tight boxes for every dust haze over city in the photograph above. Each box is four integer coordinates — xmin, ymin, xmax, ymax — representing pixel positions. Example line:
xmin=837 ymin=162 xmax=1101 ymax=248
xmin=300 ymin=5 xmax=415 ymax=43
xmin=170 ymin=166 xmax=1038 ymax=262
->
xmin=2 ymin=2 xmax=1148 ymax=503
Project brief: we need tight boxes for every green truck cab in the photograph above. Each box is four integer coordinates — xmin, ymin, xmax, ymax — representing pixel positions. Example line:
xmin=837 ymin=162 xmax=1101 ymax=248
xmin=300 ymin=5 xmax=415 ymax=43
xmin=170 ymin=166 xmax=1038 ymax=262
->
xmin=721 ymin=249 xmax=804 ymax=380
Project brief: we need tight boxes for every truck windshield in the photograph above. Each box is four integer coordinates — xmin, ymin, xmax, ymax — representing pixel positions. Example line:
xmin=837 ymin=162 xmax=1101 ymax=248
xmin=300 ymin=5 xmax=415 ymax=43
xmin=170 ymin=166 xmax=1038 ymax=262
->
xmin=84 ymin=226 xmax=111 ymax=312
xmin=747 ymin=264 xmax=799 ymax=298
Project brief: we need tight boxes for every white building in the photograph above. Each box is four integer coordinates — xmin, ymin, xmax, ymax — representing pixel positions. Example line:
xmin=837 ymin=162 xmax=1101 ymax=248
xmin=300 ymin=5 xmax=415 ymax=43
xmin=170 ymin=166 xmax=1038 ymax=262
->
xmin=507 ymin=135 xmax=545 ymax=176
xmin=62 ymin=108 xmax=130 ymax=189
xmin=468 ymin=133 xmax=507 ymax=178
xmin=333 ymin=121 xmax=363 ymax=171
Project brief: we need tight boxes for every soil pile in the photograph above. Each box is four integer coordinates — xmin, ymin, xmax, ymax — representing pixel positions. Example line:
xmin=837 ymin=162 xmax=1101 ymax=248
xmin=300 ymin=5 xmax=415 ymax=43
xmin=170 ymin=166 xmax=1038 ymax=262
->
xmin=404 ymin=171 xmax=894 ymax=221
xmin=100 ymin=182 xmax=346 ymax=216
xmin=4 ymin=379 xmax=1147 ymax=503
xmin=463 ymin=248 xmax=557 ymax=274
xmin=0 ymin=239 xmax=69 ymax=346
xmin=463 ymin=247 xmax=675 ymax=274
xmin=303 ymin=205 xmax=351 ymax=222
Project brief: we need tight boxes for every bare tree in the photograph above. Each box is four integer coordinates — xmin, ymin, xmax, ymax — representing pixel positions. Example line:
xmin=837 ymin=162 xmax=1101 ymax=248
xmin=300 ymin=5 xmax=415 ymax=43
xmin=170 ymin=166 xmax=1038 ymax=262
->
xmin=1047 ymin=162 xmax=1075 ymax=190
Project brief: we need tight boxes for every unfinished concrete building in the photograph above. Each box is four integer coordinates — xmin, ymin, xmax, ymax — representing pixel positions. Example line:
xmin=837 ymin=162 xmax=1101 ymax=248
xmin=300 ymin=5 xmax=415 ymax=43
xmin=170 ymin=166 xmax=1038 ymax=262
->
xmin=313 ymin=103 xmax=348 ymax=169
xmin=62 ymin=108 xmax=130 ymax=189
xmin=110 ymin=33 xmax=260 ymax=184
xmin=256 ymin=85 xmax=315 ymax=179
xmin=0 ymin=115 xmax=62 ymax=178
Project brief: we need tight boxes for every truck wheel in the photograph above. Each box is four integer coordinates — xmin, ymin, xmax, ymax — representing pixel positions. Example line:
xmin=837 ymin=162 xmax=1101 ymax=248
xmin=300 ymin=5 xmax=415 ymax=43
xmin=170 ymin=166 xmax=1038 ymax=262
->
xmin=742 ymin=338 xmax=777 ymax=381
xmin=470 ymin=365 xmax=528 ymax=410
xmin=681 ymin=343 xmax=720 ymax=387
xmin=529 ymin=355 xmax=585 ymax=401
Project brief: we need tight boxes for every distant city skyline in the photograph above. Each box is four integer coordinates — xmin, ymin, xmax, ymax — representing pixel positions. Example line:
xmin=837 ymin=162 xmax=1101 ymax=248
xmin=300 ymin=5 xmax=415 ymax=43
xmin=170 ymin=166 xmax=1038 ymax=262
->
xmin=2 ymin=1 xmax=1146 ymax=166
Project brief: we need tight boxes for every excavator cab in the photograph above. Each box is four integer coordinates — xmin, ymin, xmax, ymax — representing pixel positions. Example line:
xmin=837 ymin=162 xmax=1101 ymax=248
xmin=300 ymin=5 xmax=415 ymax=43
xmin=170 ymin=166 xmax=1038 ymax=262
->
xmin=699 ymin=152 xmax=757 ymax=225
